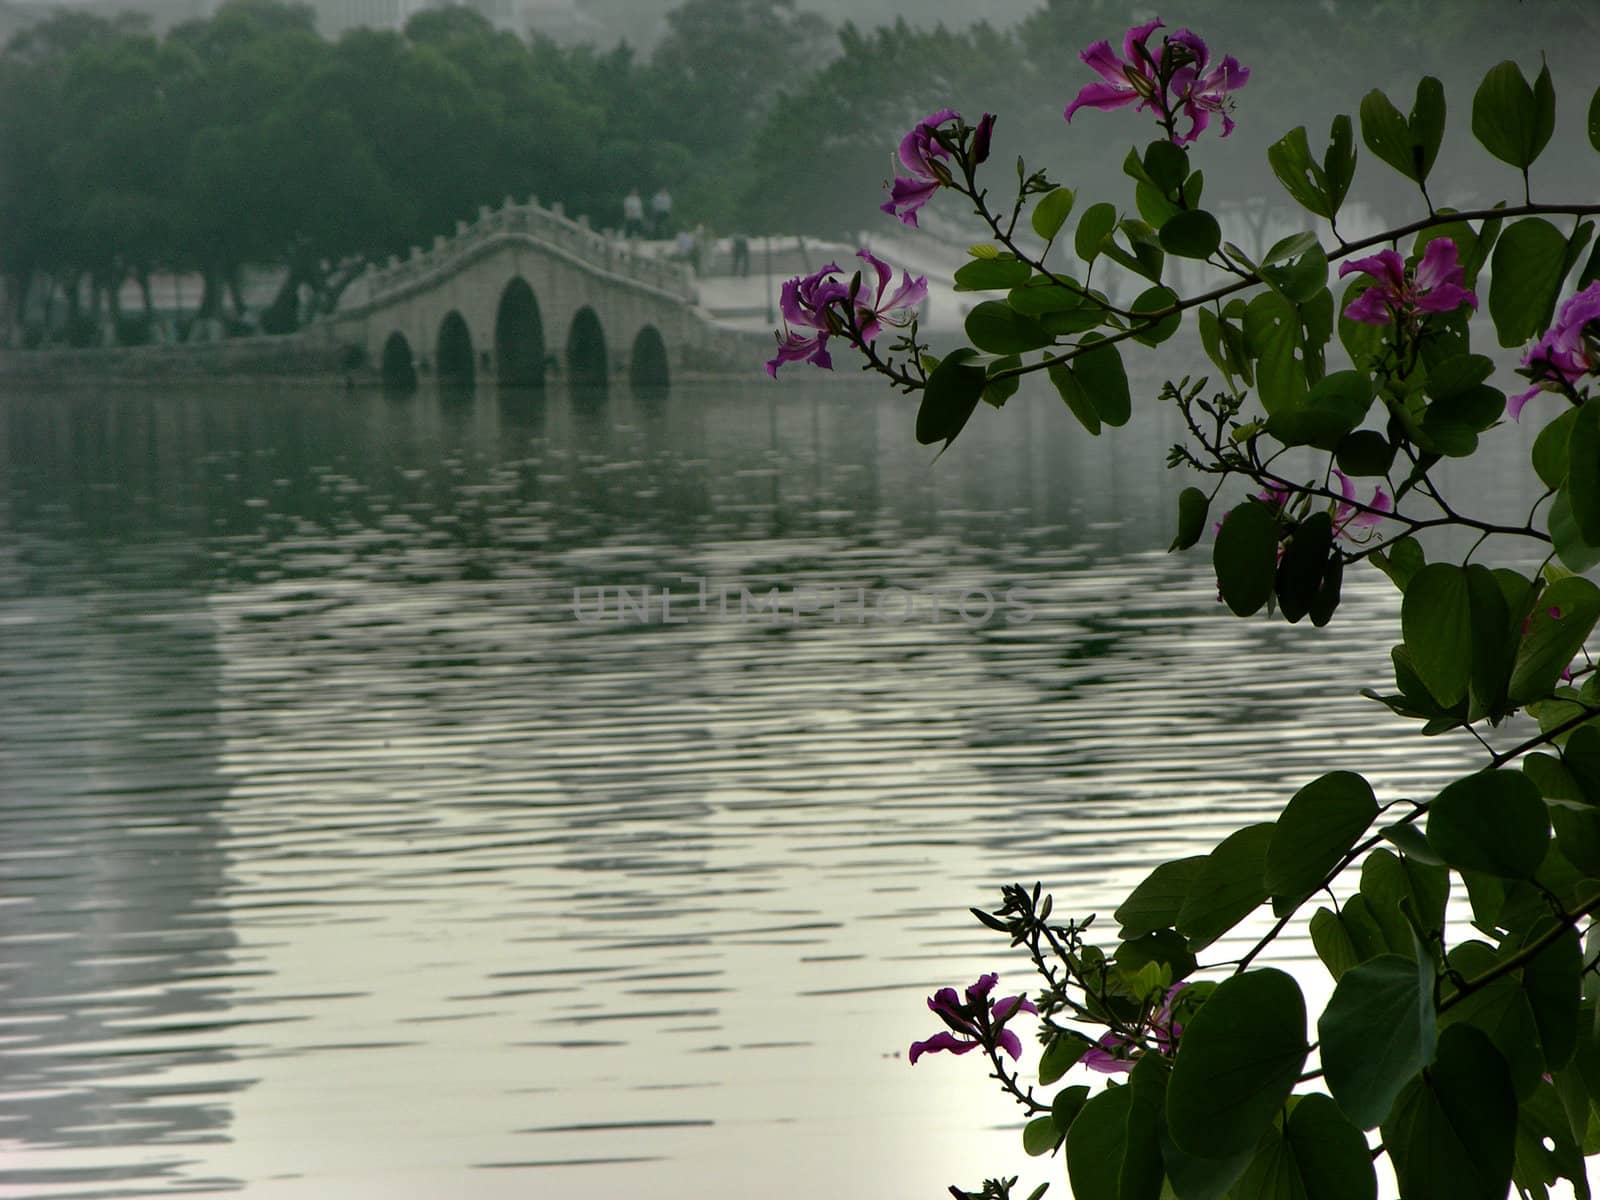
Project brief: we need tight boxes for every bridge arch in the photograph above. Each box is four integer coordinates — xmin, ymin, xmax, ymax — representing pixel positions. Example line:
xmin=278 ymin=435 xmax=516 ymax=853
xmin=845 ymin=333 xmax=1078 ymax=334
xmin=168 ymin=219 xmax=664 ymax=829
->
xmin=629 ymin=325 xmax=670 ymax=392
xmin=381 ymin=331 xmax=417 ymax=391
xmin=495 ymin=278 xmax=545 ymax=387
xmin=436 ymin=311 xmax=475 ymax=386
xmin=566 ymin=306 xmax=608 ymax=386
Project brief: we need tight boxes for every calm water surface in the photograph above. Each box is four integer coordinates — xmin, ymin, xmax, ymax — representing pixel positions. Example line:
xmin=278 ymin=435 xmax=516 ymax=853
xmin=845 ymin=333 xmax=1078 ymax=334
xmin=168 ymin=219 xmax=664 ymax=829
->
xmin=0 ymin=374 xmax=1546 ymax=1198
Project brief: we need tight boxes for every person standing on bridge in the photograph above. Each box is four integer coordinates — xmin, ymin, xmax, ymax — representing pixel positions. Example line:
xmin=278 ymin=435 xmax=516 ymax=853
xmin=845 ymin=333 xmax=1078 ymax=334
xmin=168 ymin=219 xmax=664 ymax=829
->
xmin=650 ymin=186 xmax=673 ymax=238
xmin=622 ymin=187 xmax=645 ymax=238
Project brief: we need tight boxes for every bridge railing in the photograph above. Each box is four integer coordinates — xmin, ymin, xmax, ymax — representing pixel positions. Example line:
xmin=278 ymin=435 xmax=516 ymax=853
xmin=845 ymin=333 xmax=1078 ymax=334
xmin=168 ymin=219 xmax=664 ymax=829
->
xmin=360 ymin=196 xmax=699 ymax=306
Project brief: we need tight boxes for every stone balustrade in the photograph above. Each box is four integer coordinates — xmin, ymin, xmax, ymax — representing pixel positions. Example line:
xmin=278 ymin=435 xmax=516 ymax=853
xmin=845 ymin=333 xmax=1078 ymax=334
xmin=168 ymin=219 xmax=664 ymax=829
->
xmin=360 ymin=194 xmax=697 ymax=306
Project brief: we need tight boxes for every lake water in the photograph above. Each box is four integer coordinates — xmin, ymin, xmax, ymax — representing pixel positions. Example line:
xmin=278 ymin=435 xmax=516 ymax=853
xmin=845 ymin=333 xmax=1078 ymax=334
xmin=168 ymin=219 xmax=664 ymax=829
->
xmin=0 ymin=371 xmax=1548 ymax=1199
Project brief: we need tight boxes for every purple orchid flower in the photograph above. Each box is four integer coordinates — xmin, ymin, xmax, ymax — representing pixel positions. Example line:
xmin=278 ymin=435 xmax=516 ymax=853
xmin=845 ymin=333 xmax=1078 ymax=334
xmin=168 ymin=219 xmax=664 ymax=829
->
xmin=880 ymin=110 xmax=996 ymax=227
xmin=852 ymin=249 xmax=929 ymax=345
xmin=1064 ymin=20 xmax=1248 ymax=145
xmin=765 ymin=261 xmax=849 ymax=378
xmin=1509 ymin=280 xmax=1600 ymax=420
xmin=1081 ymin=982 xmax=1187 ymax=1074
xmin=1338 ymin=239 xmax=1477 ymax=326
xmin=1331 ymin=469 xmax=1391 ymax=540
xmin=1064 ymin=18 xmax=1168 ymax=126
xmin=765 ymin=252 xmax=927 ymax=378
xmin=909 ymin=972 xmax=1037 ymax=1064
xmin=1166 ymin=30 xmax=1250 ymax=145
xmin=881 ymin=108 xmax=958 ymax=228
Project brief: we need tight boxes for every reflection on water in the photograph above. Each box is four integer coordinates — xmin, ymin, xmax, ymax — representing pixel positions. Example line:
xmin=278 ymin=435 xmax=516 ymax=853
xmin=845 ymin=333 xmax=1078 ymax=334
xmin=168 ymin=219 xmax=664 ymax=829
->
xmin=0 ymin=376 xmax=1545 ymax=1197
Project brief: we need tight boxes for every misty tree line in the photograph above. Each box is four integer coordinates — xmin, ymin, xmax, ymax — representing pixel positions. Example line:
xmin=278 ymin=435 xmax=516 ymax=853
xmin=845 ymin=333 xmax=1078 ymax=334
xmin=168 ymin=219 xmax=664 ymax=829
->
xmin=0 ymin=0 xmax=1589 ymax=347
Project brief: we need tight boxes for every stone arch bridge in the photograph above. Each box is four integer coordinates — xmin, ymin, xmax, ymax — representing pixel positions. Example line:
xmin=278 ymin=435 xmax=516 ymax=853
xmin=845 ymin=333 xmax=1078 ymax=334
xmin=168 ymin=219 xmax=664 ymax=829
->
xmin=320 ymin=196 xmax=762 ymax=390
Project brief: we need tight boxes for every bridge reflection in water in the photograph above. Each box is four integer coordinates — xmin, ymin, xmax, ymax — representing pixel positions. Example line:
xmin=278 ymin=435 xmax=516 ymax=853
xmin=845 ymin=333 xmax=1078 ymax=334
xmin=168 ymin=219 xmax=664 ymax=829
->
xmin=331 ymin=195 xmax=758 ymax=395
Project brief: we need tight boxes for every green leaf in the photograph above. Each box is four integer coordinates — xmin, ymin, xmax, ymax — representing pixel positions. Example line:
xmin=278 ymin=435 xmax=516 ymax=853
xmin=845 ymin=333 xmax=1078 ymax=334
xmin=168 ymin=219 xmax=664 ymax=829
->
xmin=1382 ymin=1024 xmax=1517 ymax=1200
xmin=1319 ymin=952 xmax=1436 ymax=1129
xmin=1160 ymin=1123 xmax=1257 ymax=1200
xmin=1109 ymin=218 xmax=1165 ymax=283
xmin=1514 ymin=1081 xmax=1590 ymax=1200
xmin=1590 ymin=84 xmax=1600 ymax=152
xmin=1552 ymin=805 xmax=1600 ymax=879
xmin=1361 ymin=848 xmax=1448 ymax=949
xmin=1401 ymin=563 xmax=1473 ymax=708
xmin=1171 ymin=487 xmax=1210 ymax=552
xmin=1359 ymin=77 xmax=1444 ymax=183
xmin=1473 ymin=59 xmax=1556 ymax=170
xmin=1310 ymin=903 xmax=1381 ymax=980
xmin=1067 ymin=1070 xmax=1163 ymax=1200
xmin=982 ymin=355 xmax=1021 ymax=408
xmin=1426 ymin=769 xmax=1550 ymax=879
xmin=1442 ymin=941 xmax=1545 ymax=1099
xmin=1165 ymin=969 xmax=1308 ymax=1158
xmin=1286 ymin=1093 xmax=1378 ymax=1200
xmin=1075 ymin=201 xmax=1118 ymax=265
xmin=1117 ymin=929 xmax=1198 ymax=983
xmin=1522 ymin=923 xmax=1583 ymax=1072
xmin=1160 ymin=208 xmax=1222 ymax=260
xmin=1549 ymin=489 xmax=1600 ymax=573
xmin=1117 ymin=855 xmax=1206 ymax=939
xmin=1488 ymin=218 xmax=1570 ymax=347
xmin=1381 ymin=819 xmax=1444 ymax=864
xmin=1066 ymin=1086 xmax=1133 ymax=1200
xmin=1371 ymin=535 xmax=1425 ymax=592
xmin=1336 ymin=430 xmax=1395 ymax=477
xmin=1031 ymin=187 xmax=1076 ymax=242
xmin=1466 ymin=562 xmax=1515 ymax=721
xmin=1274 ymin=511 xmax=1333 ymax=624
xmin=1533 ymin=407 xmax=1579 ymax=490
xmin=1267 ymin=369 xmax=1373 ymax=450
xmin=1053 ymin=1083 xmax=1092 ymax=1130
xmin=965 ymin=301 xmax=1054 ymax=355
xmin=1337 ymin=279 xmax=1385 ymax=370
xmin=1040 ymin=1037 xmax=1088 ymax=1086
xmin=915 ymin=348 xmax=986 ymax=447
xmin=1008 ymin=276 xmax=1090 ymax=315
xmin=953 ymin=257 xmax=1033 ymax=292
xmin=1176 ymin=822 xmax=1273 ymax=952
xmin=1048 ymin=362 xmax=1099 ymax=436
xmin=1244 ymin=291 xmax=1307 ymax=413
xmin=1267 ymin=125 xmax=1332 ymax=217
xmin=1509 ymin=574 xmax=1600 ymax=705
xmin=1023 ymin=1114 xmax=1060 ymax=1156
xmin=1073 ymin=335 xmax=1130 ymax=427
xmin=1266 ymin=771 xmax=1378 ymax=913
xmin=1566 ymin=404 xmax=1600 ymax=546
xmin=1262 ymin=231 xmax=1320 ymax=268
xmin=1143 ymin=138 xmax=1189 ymax=193
xmin=1213 ymin=501 xmax=1280 ymax=618
xmin=1322 ymin=115 xmax=1356 ymax=213
xmin=1130 ymin=286 xmax=1181 ymax=346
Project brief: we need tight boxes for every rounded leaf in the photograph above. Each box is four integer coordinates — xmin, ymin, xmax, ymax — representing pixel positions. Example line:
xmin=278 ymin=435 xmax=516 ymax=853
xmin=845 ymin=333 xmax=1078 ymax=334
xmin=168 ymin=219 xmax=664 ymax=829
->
xmin=1171 ymin=487 xmax=1210 ymax=552
xmin=1266 ymin=771 xmax=1378 ymax=910
xmin=1319 ymin=953 xmax=1436 ymax=1129
xmin=1381 ymin=1024 xmax=1516 ymax=1200
xmin=1166 ymin=968 xmax=1309 ymax=1158
xmin=1160 ymin=209 xmax=1222 ymax=260
xmin=1286 ymin=1093 xmax=1378 ymax=1200
xmin=915 ymin=348 xmax=985 ymax=448
xmin=1176 ymin=822 xmax=1273 ymax=951
xmin=1426 ymin=769 xmax=1549 ymax=879
xmin=1401 ymin=563 xmax=1472 ymax=708
xmin=1213 ymin=501 xmax=1280 ymax=617
xmin=964 ymin=300 xmax=1053 ymax=355
xmin=1031 ymin=186 xmax=1076 ymax=241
